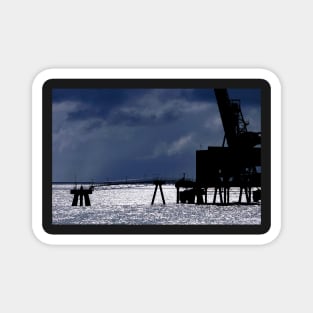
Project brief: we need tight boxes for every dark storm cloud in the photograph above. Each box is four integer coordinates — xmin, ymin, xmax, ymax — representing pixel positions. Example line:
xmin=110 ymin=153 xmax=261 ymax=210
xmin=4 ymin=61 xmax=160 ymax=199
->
xmin=52 ymin=88 xmax=261 ymax=182
xmin=53 ymin=89 xmax=146 ymax=123
xmin=54 ymin=89 xmax=213 ymax=127
xmin=105 ymin=90 xmax=210 ymax=126
xmin=107 ymin=108 xmax=180 ymax=126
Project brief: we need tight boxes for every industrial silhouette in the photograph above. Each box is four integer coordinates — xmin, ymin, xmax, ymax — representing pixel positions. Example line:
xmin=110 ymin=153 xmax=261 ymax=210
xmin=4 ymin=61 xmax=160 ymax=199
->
xmin=70 ymin=88 xmax=261 ymax=206
xmin=195 ymin=88 xmax=261 ymax=204
xmin=71 ymin=185 xmax=93 ymax=206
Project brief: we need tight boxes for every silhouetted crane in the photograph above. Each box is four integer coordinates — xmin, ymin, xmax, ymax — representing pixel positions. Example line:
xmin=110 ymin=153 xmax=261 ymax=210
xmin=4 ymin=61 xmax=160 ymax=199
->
xmin=214 ymin=89 xmax=261 ymax=148
xmin=195 ymin=89 xmax=261 ymax=204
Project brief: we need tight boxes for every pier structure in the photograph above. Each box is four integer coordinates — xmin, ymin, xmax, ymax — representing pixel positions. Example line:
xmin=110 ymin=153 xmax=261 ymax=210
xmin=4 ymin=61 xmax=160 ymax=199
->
xmin=69 ymin=178 xmax=177 ymax=207
xmin=151 ymin=180 xmax=166 ymax=205
xmin=71 ymin=185 xmax=93 ymax=206
xmin=194 ymin=89 xmax=261 ymax=205
xmin=196 ymin=147 xmax=260 ymax=205
xmin=68 ymin=89 xmax=262 ymax=206
xmin=175 ymin=178 xmax=205 ymax=205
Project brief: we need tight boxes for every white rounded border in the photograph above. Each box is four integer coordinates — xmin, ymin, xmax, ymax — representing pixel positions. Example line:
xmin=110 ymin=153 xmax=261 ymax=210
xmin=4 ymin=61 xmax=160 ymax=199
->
xmin=32 ymin=68 xmax=281 ymax=245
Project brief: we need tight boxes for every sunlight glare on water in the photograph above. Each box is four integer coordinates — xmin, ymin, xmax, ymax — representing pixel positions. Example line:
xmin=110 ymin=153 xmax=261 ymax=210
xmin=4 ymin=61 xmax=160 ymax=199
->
xmin=52 ymin=184 xmax=261 ymax=225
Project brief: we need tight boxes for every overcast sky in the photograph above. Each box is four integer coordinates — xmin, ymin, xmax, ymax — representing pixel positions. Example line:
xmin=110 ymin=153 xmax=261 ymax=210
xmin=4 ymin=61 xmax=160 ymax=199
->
xmin=52 ymin=88 xmax=261 ymax=182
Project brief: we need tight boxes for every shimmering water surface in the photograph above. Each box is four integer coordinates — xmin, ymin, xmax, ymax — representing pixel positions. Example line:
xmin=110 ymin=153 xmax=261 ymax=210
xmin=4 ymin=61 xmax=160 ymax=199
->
xmin=52 ymin=184 xmax=261 ymax=225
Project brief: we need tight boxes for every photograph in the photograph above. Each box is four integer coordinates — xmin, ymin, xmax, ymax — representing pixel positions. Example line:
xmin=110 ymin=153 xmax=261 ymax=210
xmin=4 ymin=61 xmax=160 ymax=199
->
xmin=51 ymin=85 xmax=262 ymax=226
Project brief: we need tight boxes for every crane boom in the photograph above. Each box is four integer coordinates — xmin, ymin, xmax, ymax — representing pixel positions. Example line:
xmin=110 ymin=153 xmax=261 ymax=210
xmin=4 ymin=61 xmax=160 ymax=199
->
xmin=214 ymin=89 xmax=261 ymax=148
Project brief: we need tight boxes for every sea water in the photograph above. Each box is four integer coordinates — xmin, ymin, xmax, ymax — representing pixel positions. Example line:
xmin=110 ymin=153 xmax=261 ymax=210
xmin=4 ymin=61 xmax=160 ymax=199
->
xmin=52 ymin=184 xmax=261 ymax=225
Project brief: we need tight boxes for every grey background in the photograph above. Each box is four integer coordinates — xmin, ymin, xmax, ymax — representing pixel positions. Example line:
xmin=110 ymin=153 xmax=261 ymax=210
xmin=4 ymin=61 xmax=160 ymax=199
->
xmin=0 ymin=0 xmax=310 ymax=312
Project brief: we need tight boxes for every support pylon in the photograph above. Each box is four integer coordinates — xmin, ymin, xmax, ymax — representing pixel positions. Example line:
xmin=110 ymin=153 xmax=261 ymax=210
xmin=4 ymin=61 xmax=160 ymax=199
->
xmin=151 ymin=180 xmax=165 ymax=205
